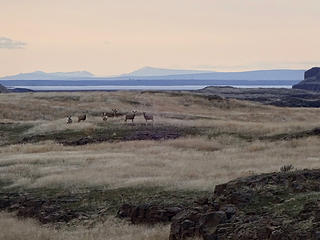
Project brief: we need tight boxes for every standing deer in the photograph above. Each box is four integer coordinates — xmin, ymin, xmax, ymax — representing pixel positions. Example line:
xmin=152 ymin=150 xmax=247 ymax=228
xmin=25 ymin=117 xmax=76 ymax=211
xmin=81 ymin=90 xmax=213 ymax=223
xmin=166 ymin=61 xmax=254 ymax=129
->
xmin=143 ymin=112 xmax=154 ymax=125
xmin=102 ymin=112 xmax=108 ymax=121
xmin=66 ymin=116 xmax=72 ymax=124
xmin=112 ymin=109 xmax=119 ymax=117
xmin=125 ymin=110 xmax=137 ymax=123
xmin=78 ymin=114 xmax=86 ymax=122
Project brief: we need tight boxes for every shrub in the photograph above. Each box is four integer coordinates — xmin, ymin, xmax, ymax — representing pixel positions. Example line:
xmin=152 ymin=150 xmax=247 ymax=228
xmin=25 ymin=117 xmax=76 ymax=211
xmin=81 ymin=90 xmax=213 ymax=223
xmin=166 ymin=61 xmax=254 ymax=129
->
xmin=280 ymin=164 xmax=294 ymax=172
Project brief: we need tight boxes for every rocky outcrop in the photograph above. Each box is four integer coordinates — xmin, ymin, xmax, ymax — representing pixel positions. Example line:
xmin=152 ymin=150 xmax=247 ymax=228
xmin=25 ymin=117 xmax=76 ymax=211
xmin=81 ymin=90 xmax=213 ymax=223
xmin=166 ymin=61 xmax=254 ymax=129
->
xmin=0 ymin=193 xmax=80 ymax=224
xmin=169 ymin=169 xmax=320 ymax=240
xmin=118 ymin=169 xmax=320 ymax=240
xmin=0 ymin=84 xmax=9 ymax=93
xmin=117 ymin=204 xmax=183 ymax=224
xmin=293 ymin=67 xmax=320 ymax=91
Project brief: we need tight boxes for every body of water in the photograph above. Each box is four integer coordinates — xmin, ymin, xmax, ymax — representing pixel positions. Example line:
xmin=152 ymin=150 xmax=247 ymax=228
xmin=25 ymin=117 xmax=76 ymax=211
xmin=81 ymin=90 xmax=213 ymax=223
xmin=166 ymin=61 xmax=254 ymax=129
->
xmin=10 ymin=85 xmax=293 ymax=91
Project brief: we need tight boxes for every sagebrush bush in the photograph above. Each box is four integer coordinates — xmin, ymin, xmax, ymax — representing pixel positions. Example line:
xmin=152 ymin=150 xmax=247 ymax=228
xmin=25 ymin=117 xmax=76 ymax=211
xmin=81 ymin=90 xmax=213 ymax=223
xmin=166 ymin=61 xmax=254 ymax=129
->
xmin=280 ymin=164 xmax=294 ymax=172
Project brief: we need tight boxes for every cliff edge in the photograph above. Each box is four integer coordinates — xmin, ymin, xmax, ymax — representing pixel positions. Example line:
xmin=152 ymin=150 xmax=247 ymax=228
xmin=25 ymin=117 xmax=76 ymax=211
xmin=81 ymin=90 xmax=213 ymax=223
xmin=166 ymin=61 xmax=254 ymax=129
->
xmin=293 ymin=67 xmax=320 ymax=91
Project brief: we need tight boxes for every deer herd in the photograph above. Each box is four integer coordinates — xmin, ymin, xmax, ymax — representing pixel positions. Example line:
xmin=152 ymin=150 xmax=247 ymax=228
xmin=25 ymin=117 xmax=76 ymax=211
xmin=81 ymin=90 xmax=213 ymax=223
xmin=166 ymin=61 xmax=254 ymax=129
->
xmin=66 ymin=109 xmax=154 ymax=125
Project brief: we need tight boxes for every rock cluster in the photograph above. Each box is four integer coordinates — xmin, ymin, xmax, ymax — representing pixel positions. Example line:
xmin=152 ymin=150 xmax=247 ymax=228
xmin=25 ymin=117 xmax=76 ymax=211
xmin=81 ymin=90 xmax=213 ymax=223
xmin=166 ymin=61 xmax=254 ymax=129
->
xmin=119 ymin=169 xmax=320 ymax=239
xmin=2 ymin=169 xmax=320 ymax=239
xmin=118 ymin=204 xmax=183 ymax=224
xmin=0 ymin=193 xmax=80 ymax=224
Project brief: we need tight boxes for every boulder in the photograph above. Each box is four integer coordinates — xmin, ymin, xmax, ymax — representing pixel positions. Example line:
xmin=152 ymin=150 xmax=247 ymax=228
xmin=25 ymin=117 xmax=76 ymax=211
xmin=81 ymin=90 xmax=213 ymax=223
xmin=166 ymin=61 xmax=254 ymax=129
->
xmin=117 ymin=204 xmax=183 ymax=224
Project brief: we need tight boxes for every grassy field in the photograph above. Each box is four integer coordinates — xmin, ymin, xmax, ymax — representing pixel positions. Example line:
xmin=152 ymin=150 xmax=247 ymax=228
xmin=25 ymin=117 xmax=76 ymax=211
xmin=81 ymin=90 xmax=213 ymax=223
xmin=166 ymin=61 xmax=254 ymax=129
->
xmin=1 ymin=91 xmax=320 ymax=239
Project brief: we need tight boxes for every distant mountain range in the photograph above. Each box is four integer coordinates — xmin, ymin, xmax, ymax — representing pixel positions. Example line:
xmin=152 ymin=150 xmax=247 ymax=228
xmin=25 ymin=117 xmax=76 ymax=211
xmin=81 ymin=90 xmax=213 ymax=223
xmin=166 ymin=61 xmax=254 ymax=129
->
xmin=0 ymin=67 xmax=305 ymax=81
xmin=0 ymin=67 xmax=306 ymax=91
xmin=123 ymin=66 xmax=213 ymax=77
xmin=0 ymin=71 xmax=94 ymax=80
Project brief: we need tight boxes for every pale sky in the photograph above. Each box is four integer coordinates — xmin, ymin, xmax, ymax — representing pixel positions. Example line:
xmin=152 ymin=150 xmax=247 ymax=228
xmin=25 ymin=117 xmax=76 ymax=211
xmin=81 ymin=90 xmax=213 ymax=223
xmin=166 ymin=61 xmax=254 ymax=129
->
xmin=1 ymin=0 xmax=320 ymax=76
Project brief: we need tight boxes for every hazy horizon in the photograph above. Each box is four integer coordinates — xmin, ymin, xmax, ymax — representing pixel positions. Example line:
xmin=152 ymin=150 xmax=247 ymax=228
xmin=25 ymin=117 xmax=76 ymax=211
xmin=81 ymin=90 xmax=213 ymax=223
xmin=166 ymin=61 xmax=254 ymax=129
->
xmin=1 ymin=0 xmax=320 ymax=76
xmin=0 ymin=66 xmax=308 ymax=79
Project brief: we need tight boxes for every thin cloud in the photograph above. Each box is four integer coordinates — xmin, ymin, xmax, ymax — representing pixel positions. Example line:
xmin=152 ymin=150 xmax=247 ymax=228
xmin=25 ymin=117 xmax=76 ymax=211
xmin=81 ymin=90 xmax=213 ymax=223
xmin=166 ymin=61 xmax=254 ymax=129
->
xmin=0 ymin=37 xmax=26 ymax=49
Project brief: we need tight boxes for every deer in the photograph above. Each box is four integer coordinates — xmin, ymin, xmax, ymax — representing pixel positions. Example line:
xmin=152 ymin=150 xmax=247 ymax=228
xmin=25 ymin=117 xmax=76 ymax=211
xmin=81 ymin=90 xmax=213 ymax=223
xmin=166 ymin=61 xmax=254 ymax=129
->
xmin=78 ymin=114 xmax=86 ymax=122
xmin=66 ymin=116 xmax=72 ymax=124
xmin=143 ymin=112 xmax=154 ymax=125
xmin=112 ymin=109 xmax=119 ymax=117
xmin=103 ymin=109 xmax=119 ymax=118
xmin=102 ymin=112 xmax=108 ymax=121
xmin=125 ymin=110 xmax=137 ymax=123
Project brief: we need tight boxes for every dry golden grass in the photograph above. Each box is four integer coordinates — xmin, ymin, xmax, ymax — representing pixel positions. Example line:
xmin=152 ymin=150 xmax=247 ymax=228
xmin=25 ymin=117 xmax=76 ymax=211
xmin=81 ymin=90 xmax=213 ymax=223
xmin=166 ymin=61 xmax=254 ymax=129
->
xmin=1 ymin=91 xmax=320 ymax=190
xmin=1 ymin=91 xmax=320 ymax=239
xmin=0 ymin=212 xmax=170 ymax=240
xmin=1 ymin=91 xmax=320 ymax=133
xmin=1 ymin=136 xmax=320 ymax=190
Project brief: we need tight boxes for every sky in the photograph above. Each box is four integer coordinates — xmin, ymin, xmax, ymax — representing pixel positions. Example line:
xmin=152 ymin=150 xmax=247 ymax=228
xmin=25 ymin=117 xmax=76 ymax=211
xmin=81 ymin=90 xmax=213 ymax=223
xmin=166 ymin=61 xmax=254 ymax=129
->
xmin=1 ymin=0 xmax=320 ymax=77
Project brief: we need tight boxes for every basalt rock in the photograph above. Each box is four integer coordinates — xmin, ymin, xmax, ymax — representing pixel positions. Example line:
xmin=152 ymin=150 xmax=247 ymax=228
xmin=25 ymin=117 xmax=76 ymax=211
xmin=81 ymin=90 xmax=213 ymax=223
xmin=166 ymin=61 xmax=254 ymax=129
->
xmin=293 ymin=67 xmax=320 ymax=92
xmin=116 ymin=170 xmax=320 ymax=239
xmin=0 ymin=192 xmax=80 ymax=224
xmin=117 ymin=203 xmax=183 ymax=224
xmin=168 ymin=169 xmax=320 ymax=240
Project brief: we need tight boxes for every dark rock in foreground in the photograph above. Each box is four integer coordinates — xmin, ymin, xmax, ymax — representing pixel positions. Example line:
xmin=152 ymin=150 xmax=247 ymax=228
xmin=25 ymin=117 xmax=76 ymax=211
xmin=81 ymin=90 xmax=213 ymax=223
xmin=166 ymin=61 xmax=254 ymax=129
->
xmin=170 ymin=169 xmax=320 ymax=239
xmin=293 ymin=67 xmax=320 ymax=92
xmin=118 ymin=204 xmax=183 ymax=224
xmin=119 ymin=169 xmax=320 ymax=239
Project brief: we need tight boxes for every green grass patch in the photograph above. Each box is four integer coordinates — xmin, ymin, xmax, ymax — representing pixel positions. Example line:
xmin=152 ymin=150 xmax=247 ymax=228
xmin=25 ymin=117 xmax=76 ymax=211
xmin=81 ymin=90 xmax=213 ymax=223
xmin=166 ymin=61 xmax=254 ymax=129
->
xmin=0 ymin=182 xmax=210 ymax=219
xmin=0 ymin=123 xmax=34 ymax=146
xmin=272 ymin=192 xmax=320 ymax=218
xmin=3 ymin=123 xmax=205 ymax=146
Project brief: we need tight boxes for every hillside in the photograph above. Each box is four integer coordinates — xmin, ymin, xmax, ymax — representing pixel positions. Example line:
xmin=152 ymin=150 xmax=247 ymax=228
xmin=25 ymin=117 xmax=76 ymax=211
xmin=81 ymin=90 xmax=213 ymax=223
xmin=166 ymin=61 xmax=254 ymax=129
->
xmin=1 ymin=90 xmax=320 ymax=239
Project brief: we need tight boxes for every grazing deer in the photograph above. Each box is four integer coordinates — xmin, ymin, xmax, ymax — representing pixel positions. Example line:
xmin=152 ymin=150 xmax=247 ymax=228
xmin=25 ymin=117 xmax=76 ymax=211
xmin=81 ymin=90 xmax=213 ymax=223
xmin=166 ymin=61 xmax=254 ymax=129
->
xmin=143 ymin=112 xmax=154 ymax=125
xmin=102 ymin=112 xmax=108 ymax=121
xmin=125 ymin=110 xmax=137 ymax=123
xmin=66 ymin=116 xmax=72 ymax=124
xmin=112 ymin=109 xmax=119 ymax=117
xmin=78 ymin=114 xmax=86 ymax=122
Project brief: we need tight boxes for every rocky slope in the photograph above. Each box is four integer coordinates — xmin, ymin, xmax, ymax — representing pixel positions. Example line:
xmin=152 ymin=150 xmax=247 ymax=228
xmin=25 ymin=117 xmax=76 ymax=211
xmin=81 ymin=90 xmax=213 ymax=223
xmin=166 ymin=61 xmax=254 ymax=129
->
xmin=119 ymin=169 xmax=320 ymax=239
xmin=1 ymin=167 xmax=320 ymax=239
xmin=293 ymin=67 xmax=320 ymax=91
xmin=0 ymin=84 xmax=9 ymax=93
